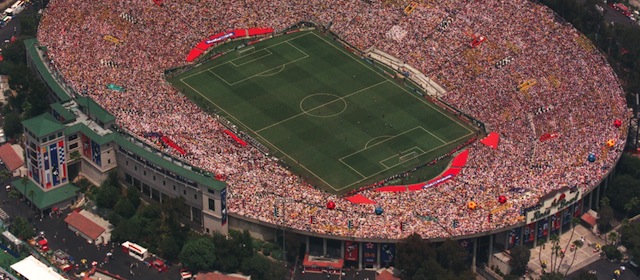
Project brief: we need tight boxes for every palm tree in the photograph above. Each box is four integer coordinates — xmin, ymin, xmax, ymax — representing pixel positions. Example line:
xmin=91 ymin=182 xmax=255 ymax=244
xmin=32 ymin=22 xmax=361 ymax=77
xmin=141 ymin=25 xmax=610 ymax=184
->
xmin=564 ymin=240 xmax=584 ymax=278
xmin=560 ymin=217 xmax=580 ymax=276
xmin=28 ymin=190 xmax=35 ymax=207
xmin=8 ymin=189 xmax=20 ymax=200
xmin=539 ymin=239 xmax=547 ymax=272
xmin=624 ymin=197 xmax=640 ymax=216
xmin=608 ymin=232 xmax=618 ymax=246
xmin=548 ymin=234 xmax=561 ymax=274
xmin=20 ymin=176 xmax=28 ymax=202
xmin=0 ymin=170 xmax=11 ymax=181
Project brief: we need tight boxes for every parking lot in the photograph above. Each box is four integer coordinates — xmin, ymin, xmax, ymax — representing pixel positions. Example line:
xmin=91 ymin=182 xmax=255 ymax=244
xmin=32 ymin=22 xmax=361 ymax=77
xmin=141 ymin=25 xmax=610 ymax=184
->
xmin=0 ymin=174 xmax=183 ymax=279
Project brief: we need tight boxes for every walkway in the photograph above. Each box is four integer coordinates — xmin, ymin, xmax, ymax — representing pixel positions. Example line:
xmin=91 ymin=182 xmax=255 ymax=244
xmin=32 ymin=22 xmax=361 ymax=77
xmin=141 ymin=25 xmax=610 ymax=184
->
xmin=527 ymin=225 xmax=604 ymax=279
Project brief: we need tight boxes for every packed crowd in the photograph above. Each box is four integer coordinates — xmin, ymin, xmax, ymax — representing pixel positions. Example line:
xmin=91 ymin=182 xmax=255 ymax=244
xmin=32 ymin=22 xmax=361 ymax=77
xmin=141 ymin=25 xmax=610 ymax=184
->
xmin=36 ymin=0 xmax=628 ymax=239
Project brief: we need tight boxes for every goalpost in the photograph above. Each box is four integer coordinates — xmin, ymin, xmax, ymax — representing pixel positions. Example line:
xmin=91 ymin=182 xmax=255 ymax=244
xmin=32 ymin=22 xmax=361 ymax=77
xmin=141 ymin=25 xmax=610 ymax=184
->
xmin=237 ymin=46 xmax=255 ymax=57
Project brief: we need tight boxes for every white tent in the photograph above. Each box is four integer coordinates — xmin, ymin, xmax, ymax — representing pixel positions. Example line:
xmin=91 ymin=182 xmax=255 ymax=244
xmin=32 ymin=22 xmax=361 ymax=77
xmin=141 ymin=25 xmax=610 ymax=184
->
xmin=10 ymin=255 xmax=65 ymax=280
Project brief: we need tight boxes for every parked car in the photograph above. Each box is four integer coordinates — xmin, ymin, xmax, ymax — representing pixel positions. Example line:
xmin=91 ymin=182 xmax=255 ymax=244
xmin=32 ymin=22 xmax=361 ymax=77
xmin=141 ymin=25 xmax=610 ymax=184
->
xmin=151 ymin=259 xmax=168 ymax=272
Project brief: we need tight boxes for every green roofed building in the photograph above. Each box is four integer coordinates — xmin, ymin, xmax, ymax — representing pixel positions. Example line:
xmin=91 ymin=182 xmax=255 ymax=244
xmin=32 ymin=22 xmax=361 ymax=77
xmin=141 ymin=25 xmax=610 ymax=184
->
xmin=18 ymin=96 xmax=228 ymax=234
xmin=20 ymin=39 xmax=228 ymax=235
xmin=11 ymin=178 xmax=79 ymax=210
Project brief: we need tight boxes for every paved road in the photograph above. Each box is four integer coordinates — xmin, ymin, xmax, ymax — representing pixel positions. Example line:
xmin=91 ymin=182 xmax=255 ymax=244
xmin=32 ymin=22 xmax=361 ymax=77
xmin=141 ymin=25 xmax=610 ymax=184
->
xmin=567 ymin=259 xmax=640 ymax=280
xmin=0 ymin=1 xmax=21 ymax=48
xmin=32 ymin=207 xmax=182 ymax=280
xmin=603 ymin=4 xmax=640 ymax=29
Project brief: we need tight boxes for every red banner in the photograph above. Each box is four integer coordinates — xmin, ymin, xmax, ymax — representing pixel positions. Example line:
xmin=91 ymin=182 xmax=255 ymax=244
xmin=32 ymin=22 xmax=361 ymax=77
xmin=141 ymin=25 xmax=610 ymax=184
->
xmin=224 ymin=130 xmax=247 ymax=146
xmin=186 ymin=27 xmax=274 ymax=62
xmin=161 ymin=136 xmax=187 ymax=155
xmin=247 ymin=27 xmax=274 ymax=36
xmin=344 ymin=241 xmax=358 ymax=261
xmin=539 ymin=132 xmax=558 ymax=142
xmin=81 ymin=134 xmax=91 ymax=158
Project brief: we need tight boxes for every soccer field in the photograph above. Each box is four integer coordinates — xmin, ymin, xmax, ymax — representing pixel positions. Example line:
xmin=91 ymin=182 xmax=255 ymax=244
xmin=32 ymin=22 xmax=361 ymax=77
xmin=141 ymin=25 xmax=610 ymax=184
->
xmin=170 ymin=31 xmax=476 ymax=193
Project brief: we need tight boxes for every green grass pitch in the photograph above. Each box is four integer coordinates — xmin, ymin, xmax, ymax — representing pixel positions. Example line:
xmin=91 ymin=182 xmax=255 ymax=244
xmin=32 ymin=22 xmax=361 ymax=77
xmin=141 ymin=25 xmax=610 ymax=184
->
xmin=169 ymin=31 xmax=476 ymax=193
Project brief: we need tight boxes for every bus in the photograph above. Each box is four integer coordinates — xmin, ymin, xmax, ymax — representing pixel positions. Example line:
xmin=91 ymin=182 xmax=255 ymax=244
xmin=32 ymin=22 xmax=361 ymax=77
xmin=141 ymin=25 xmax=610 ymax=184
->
xmin=4 ymin=1 xmax=26 ymax=17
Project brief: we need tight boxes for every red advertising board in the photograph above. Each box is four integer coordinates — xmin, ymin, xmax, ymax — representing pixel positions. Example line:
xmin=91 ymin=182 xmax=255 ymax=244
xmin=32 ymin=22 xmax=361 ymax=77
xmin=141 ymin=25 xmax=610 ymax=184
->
xmin=344 ymin=241 xmax=358 ymax=261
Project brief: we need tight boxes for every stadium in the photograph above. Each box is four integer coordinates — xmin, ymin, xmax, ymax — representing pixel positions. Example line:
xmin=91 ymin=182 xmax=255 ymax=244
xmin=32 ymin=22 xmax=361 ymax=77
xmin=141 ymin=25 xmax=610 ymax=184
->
xmin=22 ymin=0 xmax=629 ymax=271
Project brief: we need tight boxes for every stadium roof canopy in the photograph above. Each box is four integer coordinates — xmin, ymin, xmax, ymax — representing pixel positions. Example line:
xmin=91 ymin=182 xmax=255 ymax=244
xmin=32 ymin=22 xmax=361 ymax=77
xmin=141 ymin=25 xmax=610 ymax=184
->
xmin=75 ymin=96 xmax=116 ymax=124
xmin=24 ymin=38 xmax=71 ymax=103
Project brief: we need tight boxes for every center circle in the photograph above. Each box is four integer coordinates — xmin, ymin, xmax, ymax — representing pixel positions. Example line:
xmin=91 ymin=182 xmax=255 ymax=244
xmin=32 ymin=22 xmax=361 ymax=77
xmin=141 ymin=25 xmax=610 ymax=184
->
xmin=300 ymin=93 xmax=347 ymax=118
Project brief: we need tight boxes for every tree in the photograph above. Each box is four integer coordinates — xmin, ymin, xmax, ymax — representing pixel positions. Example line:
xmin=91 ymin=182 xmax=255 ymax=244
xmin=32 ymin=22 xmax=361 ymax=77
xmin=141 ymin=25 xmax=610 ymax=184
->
xmin=538 ymin=238 xmax=547 ymax=272
xmin=624 ymin=197 xmax=640 ymax=215
xmin=598 ymin=197 xmax=614 ymax=233
xmin=126 ymin=186 xmax=141 ymax=210
xmin=19 ymin=176 xmax=28 ymax=201
xmin=620 ymin=222 xmax=640 ymax=262
xmin=607 ymin=174 xmax=640 ymax=215
xmin=602 ymin=244 xmax=622 ymax=261
xmin=0 ymin=170 xmax=11 ymax=181
xmin=158 ymin=235 xmax=181 ymax=262
xmin=230 ymin=230 xmax=254 ymax=260
xmin=139 ymin=203 xmax=162 ymax=219
xmin=436 ymin=239 xmax=468 ymax=272
xmin=3 ymin=112 xmax=22 ymax=140
xmin=28 ymin=190 xmax=35 ymax=206
xmin=95 ymin=184 xmax=118 ymax=209
xmin=211 ymin=232 xmax=242 ymax=272
xmin=556 ymin=217 xmax=580 ymax=277
xmin=8 ymin=189 xmax=20 ymax=201
xmin=106 ymin=211 xmax=121 ymax=227
xmin=114 ymin=198 xmax=136 ymax=219
xmin=395 ymin=234 xmax=474 ymax=280
xmin=105 ymin=171 xmax=120 ymax=187
xmin=24 ymin=79 xmax=48 ymax=118
xmin=616 ymin=154 xmax=640 ymax=179
xmin=11 ymin=216 xmax=34 ymax=239
xmin=161 ymin=196 xmax=186 ymax=223
xmin=395 ymin=233 xmax=437 ymax=278
xmin=19 ymin=13 xmax=37 ymax=37
xmin=241 ymin=254 xmax=270 ymax=280
xmin=546 ymin=234 xmax=564 ymax=275
xmin=509 ymin=245 xmax=530 ymax=276
xmin=566 ymin=239 xmax=584 ymax=277
xmin=608 ymin=232 xmax=618 ymax=246
xmin=179 ymin=237 xmax=216 ymax=272
xmin=110 ymin=215 xmax=147 ymax=243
